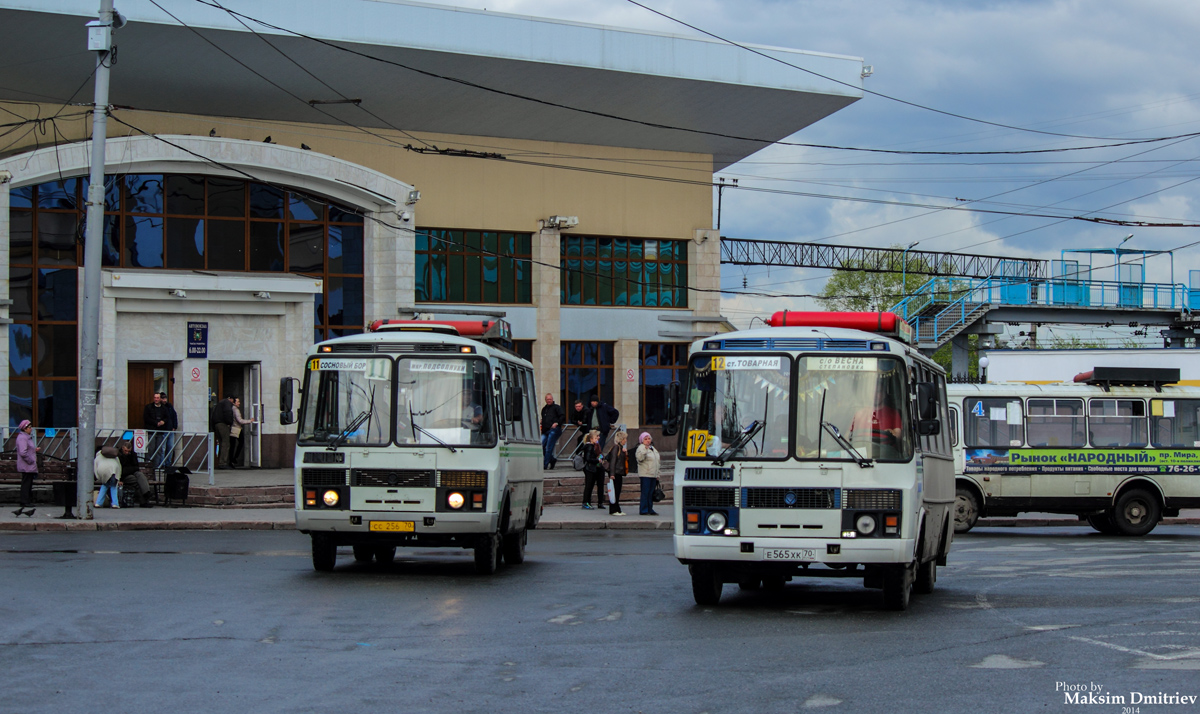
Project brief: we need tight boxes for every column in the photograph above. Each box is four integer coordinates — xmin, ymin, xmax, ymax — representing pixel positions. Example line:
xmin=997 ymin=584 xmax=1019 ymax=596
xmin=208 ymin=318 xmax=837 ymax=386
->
xmin=0 ymin=183 xmax=8 ymax=419
xmin=532 ymin=226 xmax=561 ymax=404
xmin=614 ymin=339 xmax=639 ymax=431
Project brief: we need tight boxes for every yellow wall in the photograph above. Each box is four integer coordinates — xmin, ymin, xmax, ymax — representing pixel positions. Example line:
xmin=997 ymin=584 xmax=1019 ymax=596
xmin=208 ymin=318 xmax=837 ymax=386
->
xmin=1 ymin=102 xmax=714 ymax=240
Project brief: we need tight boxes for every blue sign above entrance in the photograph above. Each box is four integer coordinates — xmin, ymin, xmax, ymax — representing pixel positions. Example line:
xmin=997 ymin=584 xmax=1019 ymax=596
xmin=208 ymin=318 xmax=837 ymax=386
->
xmin=188 ymin=322 xmax=208 ymax=358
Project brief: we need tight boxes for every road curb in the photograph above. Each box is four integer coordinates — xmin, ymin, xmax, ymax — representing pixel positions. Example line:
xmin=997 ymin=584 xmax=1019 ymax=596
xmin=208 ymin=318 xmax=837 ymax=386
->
xmin=4 ymin=517 xmax=1197 ymax=534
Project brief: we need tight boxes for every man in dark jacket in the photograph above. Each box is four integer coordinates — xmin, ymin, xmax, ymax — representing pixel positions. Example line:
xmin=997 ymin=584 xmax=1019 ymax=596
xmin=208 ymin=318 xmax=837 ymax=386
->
xmin=540 ymin=393 xmax=566 ymax=470
xmin=587 ymin=395 xmax=620 ymax=450
xmin=212 ymin=394 xmax=236 ymax=469
xmin=117 ymin=440 xmax=154 ymax=507
xmin=144 ymin=391 xmax=179 ymax=468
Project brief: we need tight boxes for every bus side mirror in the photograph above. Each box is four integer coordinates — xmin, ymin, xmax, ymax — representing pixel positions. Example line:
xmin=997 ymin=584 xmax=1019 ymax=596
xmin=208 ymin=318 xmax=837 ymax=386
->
xmin=507 ymin=385 xmax=524 ymax=422
xmin=916 ymin=382 xmax=938 ymax=421
xmin=662 ymin=381 xmax=681 ymax=436
xmin=918 ymin=419 xmax=941 ymax=436
xmin=280 ymin=377 xmax=297 ymax=425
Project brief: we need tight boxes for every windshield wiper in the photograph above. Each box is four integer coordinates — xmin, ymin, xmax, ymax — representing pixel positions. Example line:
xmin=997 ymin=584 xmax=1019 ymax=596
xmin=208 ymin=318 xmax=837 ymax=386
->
xmin=327 ymin=409 xmax=372 ymax=451
xmin=821 ymin=421 xmax=874 ymax=468
xmin=408 ymin=400 xmax=458 ymax=453
xmin=712 ymin=420 xmax=764 ymax=466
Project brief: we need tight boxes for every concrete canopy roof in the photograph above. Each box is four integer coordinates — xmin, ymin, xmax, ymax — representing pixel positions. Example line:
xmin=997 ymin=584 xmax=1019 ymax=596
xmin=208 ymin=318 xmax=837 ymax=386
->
xmin=0 ymin=0 xmax=862 ymax=170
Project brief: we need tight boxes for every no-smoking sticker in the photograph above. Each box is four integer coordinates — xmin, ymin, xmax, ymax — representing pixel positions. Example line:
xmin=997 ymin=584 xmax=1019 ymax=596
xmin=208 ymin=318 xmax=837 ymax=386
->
xmin=626 ymin=368 xmax=636 ymax=382
xmin=191 ymin=367 xmax=202 ymax=382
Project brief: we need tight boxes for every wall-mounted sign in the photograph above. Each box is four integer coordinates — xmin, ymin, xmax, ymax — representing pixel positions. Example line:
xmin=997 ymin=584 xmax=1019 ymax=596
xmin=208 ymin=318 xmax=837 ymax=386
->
xmin=187 ymin=322 xmax=208 ymax=358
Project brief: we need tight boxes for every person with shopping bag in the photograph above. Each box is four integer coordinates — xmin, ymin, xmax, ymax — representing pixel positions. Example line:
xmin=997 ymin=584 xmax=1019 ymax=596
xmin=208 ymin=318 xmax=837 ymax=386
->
xmin=93 ymin=446 xmax=122 ymax=509
xmin=635 ymin=432 xmax=660 ymax=516
xmin=604 ymin=430 xmax=629 ymax=516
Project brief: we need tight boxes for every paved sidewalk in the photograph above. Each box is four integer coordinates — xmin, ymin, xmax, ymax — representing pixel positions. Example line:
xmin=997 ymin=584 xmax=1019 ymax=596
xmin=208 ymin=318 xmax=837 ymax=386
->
xmin=1 ymin=504 xmax=1197 ymax=533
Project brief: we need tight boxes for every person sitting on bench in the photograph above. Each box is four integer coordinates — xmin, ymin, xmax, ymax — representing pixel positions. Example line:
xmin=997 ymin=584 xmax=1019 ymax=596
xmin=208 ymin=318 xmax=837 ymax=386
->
xmin=116 ymin=441 xmax=154 ymax=508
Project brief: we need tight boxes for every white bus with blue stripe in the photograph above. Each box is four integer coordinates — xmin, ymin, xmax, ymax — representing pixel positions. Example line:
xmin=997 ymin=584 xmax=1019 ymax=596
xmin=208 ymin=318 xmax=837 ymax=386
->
xmin=664 ymin=311 xmax=955 ymax=609
xmin=283 ymin=319 xmax=543 ymax=574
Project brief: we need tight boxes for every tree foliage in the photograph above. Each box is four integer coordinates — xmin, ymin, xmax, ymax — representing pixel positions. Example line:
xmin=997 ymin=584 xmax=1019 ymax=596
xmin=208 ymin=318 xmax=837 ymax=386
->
xmin=818 ymin=245 xmax=935 ymax=312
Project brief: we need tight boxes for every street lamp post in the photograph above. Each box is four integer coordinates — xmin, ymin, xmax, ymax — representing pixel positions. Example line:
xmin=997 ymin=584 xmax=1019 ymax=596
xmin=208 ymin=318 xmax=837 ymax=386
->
xmin=978 ymin=355 xmax=989 ymax=384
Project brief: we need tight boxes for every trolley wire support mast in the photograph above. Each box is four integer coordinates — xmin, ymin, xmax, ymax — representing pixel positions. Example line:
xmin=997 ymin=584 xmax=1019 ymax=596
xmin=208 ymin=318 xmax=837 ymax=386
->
xmin=663 ymin=311 xmax=955 ymax=610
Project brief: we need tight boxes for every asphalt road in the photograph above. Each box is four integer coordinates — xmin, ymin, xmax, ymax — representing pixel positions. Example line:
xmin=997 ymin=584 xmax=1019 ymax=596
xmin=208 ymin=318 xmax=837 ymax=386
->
xmin=3 ymin=526 xmax=1200 ymax=713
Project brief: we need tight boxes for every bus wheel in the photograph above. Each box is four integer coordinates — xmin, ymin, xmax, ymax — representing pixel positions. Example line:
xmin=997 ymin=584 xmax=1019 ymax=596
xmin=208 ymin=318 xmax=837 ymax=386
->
xmin=954 ymin=487 xmax=980 ymax=534
xmin=914 ymin=557 xmax=936 ymax=595
xmin=502 ymin=529 xmax=527 ymax=565
xmin=1086 ymin=512 xmax=1120 ymax=535
xmin=690 ymin=565 xmax=723 ymax=606
xmin=474 ymin=534 xmax=501 ymax=575
xmin=882 ymin=564 xmax=913 ymax=611
xmin=1114 ymin=489 xmax=1161 ymax=537
xmin=353 ymin=545 xmax=374 ymax=563
xmin=312 ymin=535 xmax=336 ymax=572
xmin=374 ymin=546 xmax=396 ymax=564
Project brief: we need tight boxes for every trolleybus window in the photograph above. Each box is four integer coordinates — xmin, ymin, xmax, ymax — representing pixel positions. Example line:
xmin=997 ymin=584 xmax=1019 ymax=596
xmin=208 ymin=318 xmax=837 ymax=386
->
xmin=795 ymin=356 xmax=911 ymax=462
xmin=397 ymin=357 xmax=495 ymax=447
xmin=948 ymin=406 xmax=959 ymax=447
xmin=1088 ymin=398 xmax=1147 ymax=448
xmin=1026 ymin=398 xmax=1086 ymax=447
xmin=1150 ymin=399 xmax=1200 ymax=448
xmin=680 ymin=354 xmax=791 ymax=460
xmin=964 ymin=397 xmax=1023 ymax=448
xmin=298 ymin=356 xmax=394 ymax=446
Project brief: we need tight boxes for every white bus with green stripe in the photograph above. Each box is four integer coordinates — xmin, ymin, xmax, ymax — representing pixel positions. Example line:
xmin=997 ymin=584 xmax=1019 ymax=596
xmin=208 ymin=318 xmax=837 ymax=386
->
xmin=282 ymin=319 xmax=543 ymax=574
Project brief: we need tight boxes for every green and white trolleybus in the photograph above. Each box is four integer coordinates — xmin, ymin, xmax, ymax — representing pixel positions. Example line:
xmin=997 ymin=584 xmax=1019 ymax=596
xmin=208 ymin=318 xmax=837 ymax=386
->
xmin=284 ymin=318 xmax=543 ymax=574
xmin=665 ymin=311 xmax=955 ymax=610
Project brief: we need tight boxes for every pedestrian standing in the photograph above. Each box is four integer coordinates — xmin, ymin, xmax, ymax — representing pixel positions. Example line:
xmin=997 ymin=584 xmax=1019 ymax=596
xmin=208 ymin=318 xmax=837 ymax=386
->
xmin=229 ymin=397 xmax=255 ymax=468
xmin=587 ymin=394 xmax=619 ymax=451
xmin=212 ymin=393 xmax=236 ymax=469
xmin=580 ymin=430 xmax=604 ymax=510
xmin=13 ymin=420 xmax=40 ymax=517
xmin=540 ymin=393 xmax=565 ymax=470
xmin=605 ymin=430 xmax=628 ymax=515
xmin=636 ymin=431 xmax=661 ymax=516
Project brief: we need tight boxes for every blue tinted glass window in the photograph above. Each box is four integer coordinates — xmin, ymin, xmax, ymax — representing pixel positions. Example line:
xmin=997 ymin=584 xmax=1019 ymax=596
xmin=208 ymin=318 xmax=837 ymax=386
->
xmin=208 ymin=178 xmax=245 ymax=217
xmin=9 ymin=267 xmax=32 ymax=322
xmin=125 ymin=175 xmax=163 ymax=214
xmin=207 ymin=219 xmax=245 ymax=270
xmin=166 ymin=217 xmax=205 ymax=269
xmin=9 ymin=380 xmax=32 ymax=428
xmin=125 ymin=215 xmax=163 ymax=267
xmin=37 ymin=179 xmax=78 ymax=210
xmin=10 ymin=185 xmax=34 ymax=209
xmin=328 ymin=204 xmax=363 ymax=223
xmin=326 ymin=276 xmax=363 ymax=326
xmin=289 ymin=223 xmax=324 ymax=273
xmin=9 ymin=324 xmax=32 ymax=377
xmin=10 ymin=210 xmax=32 ymax=263
xmin=249 ymin=222 xmax=284 ymax=271
xmin=37 ymin=380 xmax=76 ymax=428
xmin=37 ymin=212 xmax=78 ymax=266
xmin=38 ymin=269 xmax=77 ymax=321
xmin=37 ymin=324 xmax=77 ymax=377
xmin=328 ymin=224 xmax=363 ymax=273
xmin=249 ymin=184 xmax=284 ymax=218
xmin=165 ymin=175 xmax=205 ymax=215
xmin=288 ymin=193 xmax=324 ymax=221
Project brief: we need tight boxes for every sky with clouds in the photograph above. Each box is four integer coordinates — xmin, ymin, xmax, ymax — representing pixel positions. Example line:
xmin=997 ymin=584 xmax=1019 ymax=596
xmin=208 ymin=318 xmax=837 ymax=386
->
xmin=407 ymin=0 xmax=1200 ymax=342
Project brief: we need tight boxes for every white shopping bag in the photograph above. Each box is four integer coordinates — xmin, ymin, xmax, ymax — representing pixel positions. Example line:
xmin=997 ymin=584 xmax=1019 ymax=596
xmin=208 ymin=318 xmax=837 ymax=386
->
xmin=606 ymin=479 xmax=616 ymax=505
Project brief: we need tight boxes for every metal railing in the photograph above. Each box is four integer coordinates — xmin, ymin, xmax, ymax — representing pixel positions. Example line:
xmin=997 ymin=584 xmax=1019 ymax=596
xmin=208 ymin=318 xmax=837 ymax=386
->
xmin=1 ymin=428 xmax=215 ymax=485
xmin=96 ymin=429 xmax=215 ymax=485
xmin=550 ymin=424 xmax=626 ymax=464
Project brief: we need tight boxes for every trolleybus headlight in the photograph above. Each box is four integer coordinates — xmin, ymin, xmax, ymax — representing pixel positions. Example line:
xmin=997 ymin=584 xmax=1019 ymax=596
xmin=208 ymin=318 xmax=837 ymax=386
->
xmin=706 ymin=511 xmax=727 ymax=533
xmin=447 ymin=492 xmax=465 ymax=510
xmin=855 ymin=514 xmax=876 ymax=535
xmin=322 ymin=490 xmax=339 ymax=507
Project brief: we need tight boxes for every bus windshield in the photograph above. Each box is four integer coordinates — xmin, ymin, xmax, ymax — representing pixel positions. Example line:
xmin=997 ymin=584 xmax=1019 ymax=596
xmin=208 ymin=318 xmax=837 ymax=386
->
xmin=397 ymin=357 xmax=495 ymax=447
xmin=795 ymin=355 xmax=911 ymax=462
xmin=298 ymin=356 xmax=394 ymax=446
xmin=680 ymin=355 xmax=792 ymax=461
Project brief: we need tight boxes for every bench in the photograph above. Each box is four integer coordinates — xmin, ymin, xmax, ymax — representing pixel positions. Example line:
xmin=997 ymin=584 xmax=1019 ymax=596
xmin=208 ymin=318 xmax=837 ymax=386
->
xmin=0 ymin=453 xmax=77 ymax=514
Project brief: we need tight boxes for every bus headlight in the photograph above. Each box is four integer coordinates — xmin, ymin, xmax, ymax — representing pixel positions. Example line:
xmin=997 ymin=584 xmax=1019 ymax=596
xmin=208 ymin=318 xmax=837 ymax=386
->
xmin=447 ymin=492 xmax=465 ymax=510
xmin=322 ymin=490 xmax=339 ymax=507
xmin=855 ymin=514 xmax=876 ymax=535
xmin=706 ymin=511 xmax=727 ymax=533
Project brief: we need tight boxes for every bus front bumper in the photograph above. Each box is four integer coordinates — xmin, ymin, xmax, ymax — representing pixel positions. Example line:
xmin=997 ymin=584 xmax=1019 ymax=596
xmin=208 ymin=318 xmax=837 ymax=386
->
xmin=296 ymin=509 xmax=499 ymax=540
xmin=674 ymin=534 xmax=915 ymax=567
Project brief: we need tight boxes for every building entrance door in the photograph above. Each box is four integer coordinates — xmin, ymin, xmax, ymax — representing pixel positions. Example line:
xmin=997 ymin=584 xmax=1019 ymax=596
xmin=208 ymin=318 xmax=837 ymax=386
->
xmin=208 ymin=362 xmax=262 ymax=468
xmin=127 ymin=363 xmax=174 ymax=429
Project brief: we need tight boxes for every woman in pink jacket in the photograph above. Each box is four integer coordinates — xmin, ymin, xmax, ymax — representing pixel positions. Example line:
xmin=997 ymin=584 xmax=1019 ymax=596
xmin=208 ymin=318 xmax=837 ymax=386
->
xmin=14 ymin=420 xmax=40 ymax=517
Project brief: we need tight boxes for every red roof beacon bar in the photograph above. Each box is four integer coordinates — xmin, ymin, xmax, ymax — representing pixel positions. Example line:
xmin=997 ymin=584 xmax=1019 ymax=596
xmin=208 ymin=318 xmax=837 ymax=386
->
xmin=367 ymin=318 xmax=515 ymax=346
xmin=766 ymin=311 xmax=914 ymax=344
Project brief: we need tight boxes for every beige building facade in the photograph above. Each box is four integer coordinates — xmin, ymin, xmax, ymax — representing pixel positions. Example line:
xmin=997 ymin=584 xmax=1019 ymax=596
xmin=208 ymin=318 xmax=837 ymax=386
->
xmin=0 ymin=0 xmax=862 ymax=465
